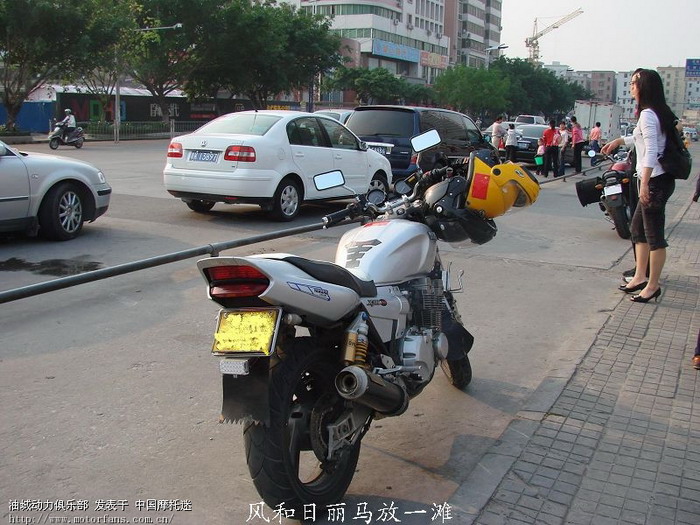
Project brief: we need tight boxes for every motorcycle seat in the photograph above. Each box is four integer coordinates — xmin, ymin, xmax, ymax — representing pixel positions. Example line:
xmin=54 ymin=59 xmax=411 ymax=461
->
xmin=282 ymin=256 xmax=377 ymax=297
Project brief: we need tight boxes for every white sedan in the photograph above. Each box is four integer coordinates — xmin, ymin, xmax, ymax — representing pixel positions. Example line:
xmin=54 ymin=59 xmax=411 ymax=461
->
xmin=0 ymin=140 xmax=111 ymax=240
xmin=163 ymin=110 xmax=393 ymax=221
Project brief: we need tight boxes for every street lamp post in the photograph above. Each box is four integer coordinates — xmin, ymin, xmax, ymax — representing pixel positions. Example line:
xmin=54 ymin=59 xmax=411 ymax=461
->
xmin=114 ymin=23 xmax=183 ymax=143
xmin=485 ymin=44 xmax=508 ymax=69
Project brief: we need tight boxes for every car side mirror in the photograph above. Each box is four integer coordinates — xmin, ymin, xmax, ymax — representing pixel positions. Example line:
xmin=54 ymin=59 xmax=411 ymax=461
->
xmin=0 ymin=143 xmax=6 ymax=156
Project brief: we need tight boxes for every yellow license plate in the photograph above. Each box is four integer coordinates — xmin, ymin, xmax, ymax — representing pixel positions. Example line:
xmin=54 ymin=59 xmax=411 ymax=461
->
xmin=212 ymin=308 xmax=281 ymax=355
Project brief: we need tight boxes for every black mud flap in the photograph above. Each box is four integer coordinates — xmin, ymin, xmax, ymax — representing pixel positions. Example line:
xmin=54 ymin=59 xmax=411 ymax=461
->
xmin=442 ymin=310 xmax=475 ymax=360
xmin=220 ymin=357 xmax=270 ymax=425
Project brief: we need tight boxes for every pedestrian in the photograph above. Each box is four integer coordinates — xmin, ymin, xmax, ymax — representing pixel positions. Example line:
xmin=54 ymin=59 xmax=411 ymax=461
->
xmin=693 ymin=180 xmax=700 ymax=369
xmin=542 ymin=119 xmax=560 ymax=178
xmin=534 ymin=139 xmax=545 ymax=175
xmin=602 ymin=68 xmax=677 ymax=303
xmin=490 ymin=116 xmax=506 ymax=159
xmin=505 ymin=123 xmax=518 ymax=162
xmin=558 ymin=121 xmax=570 ymax=177
xmin=571 ymin=116 xmax=585 ymax=173
xmin=589 ymin=122 xmax=602 ymax=152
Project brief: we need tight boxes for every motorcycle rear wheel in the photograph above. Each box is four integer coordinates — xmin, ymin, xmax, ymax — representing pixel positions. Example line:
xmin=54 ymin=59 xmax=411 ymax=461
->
xmin=610 ymin=205 xmax=631 ymax=240
xmin=74 ymin=138 xmax=84 ymax=148
xmin=244 ymin=337 xmax=362 ymax=513
xmin=49 ymin=138 xmax=60 ymax=150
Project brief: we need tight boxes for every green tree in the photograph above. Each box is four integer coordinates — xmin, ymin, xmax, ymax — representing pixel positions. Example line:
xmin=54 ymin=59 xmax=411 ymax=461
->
xmin=0 ymin=0 xmax=124 ymax=130
xmin=326 ymin=66 xmax=407 ymax=105
xmin=490 ymin=57 xmax=592 ymax=118
xmin=433 ymin=65 xmax=509 ymax=117
xmin=185 ymin=0 xmax=342 ymax=109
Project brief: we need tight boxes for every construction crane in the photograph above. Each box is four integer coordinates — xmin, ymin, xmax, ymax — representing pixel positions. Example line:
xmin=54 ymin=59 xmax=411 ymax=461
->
xmin=525 ymin=8 xmax=584 ymax=65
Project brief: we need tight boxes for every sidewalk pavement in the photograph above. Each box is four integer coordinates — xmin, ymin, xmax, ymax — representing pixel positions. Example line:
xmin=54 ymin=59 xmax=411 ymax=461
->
xmin=449 ymin=168 xmax=700 ymax=524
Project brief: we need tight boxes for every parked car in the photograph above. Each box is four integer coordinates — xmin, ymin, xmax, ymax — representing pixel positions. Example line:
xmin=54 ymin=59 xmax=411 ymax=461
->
xmin=163 ymin=110 xmax=392 ymax=221
xmin=313 ymin=109 xmax=354 ymax=124
xmin=0 ymin=140 xmax=111 ymax=240
xmin=515 ymin=114 xmax=546 ymax=125
xmin=682 ymin=127 xmax=698 ymax=141
xmin=344 ymin=105 xmax=496 ymax=179
xmin=513 ymin=124 xmax=586 ymax=165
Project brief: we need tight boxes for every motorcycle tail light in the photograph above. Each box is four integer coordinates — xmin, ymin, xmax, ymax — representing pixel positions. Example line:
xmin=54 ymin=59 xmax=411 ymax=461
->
xmin=205 ymin=265 xmax=269 ymax=298
xmin=224 ymin=145 xmax=256 ymax=162
xmin=621 ymin=178 xmax=629 ymax=184
xmin=167 ymin=142 xmax=183 ymax=158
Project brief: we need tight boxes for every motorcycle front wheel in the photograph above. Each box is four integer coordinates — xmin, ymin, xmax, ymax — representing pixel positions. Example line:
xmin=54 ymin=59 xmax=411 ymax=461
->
xmin=49 ymin=138 xmax=60 ymax=150
xmin=244 ymin=337 xmax=362 ymax=512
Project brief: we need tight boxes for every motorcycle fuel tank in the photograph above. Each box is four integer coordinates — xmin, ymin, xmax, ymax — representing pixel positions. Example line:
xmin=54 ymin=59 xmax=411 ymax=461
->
xmin=335 ymin=220 xmax=437 ymax=285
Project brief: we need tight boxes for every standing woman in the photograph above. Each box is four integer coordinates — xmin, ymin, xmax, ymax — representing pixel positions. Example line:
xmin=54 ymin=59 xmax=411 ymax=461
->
xmin=602 ymin=69 xmax=677 ymax=303
xmin=570 ymin=116 xmax=585 ymax=173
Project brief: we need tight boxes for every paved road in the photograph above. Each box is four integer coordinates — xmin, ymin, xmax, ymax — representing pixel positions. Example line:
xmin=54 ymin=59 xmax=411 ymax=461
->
xmin=2 ymin=139 xmax=692 ymax=524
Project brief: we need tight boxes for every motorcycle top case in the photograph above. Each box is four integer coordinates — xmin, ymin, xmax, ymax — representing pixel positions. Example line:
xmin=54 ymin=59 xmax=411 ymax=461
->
xmin=335 ymin=220 xmax=437 ymax=285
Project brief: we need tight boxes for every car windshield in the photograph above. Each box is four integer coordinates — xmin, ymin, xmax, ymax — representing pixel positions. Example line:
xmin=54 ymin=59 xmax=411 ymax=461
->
xmin=195 ymin=114 xmax=281 ymax=135
xmin=346 ymin=109 xmax=414 ymax=137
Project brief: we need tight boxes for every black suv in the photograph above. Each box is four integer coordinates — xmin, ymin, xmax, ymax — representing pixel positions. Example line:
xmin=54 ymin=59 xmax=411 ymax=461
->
xmin=344 ymin=105 xmax=496 ymax=179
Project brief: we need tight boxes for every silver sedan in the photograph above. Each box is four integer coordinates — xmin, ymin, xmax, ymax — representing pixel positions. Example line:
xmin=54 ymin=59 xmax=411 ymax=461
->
xmin=0 ymin=140 xmax=111 ymax=240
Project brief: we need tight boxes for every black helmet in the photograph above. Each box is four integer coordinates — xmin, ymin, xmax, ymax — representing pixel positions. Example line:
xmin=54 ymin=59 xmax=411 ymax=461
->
xmin=423 ymin=176 xmax=497 ymax=245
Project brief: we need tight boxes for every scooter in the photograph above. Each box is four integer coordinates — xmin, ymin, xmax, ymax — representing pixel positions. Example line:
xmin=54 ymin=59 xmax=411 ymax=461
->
xmin=196 ymin=130 xmax=540 ymax=514
xmin=48 ymin=121 xmax=85 ymax=150
xmin=575 ymin=149 xmax=633 ymax=239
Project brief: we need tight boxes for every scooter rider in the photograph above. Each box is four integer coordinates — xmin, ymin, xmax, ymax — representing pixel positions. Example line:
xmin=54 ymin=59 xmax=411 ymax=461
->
xmin=60 ymin=109 xmax=76 ymax=141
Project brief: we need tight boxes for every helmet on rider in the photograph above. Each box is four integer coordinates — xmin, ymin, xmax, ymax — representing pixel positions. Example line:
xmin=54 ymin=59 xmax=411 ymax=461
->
xmin=64 ymin=109 xmax=72 ymax=114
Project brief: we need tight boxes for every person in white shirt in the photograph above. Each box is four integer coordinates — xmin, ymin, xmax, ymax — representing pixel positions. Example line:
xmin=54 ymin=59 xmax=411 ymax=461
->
xmin=557 ymin=121 xmax=570 ymax=176
xmin=602 ymin=69 xmax=677 ymax=303
xmin=504 ymin=123 xmax=518 ymax=162
xmin=60 ymin=109 xmax=77 ymax=140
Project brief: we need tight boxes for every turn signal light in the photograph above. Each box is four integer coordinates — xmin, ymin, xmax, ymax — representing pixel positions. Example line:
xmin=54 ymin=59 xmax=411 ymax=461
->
xmin=206 ymin=265 xmax=269 ymax=298
xmin=224 ymin=145 xmax=256 ymax=162
xmin=621 ymin=178 xmax=629 ymax=184
xmin=167 ymin=142 xmax=183 ymax=158
xmin=595 ymin=184 xmax=603 ymax=190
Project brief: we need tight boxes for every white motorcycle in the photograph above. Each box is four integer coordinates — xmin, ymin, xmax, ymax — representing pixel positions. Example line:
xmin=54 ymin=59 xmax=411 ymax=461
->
xmin=196 ymin=130 xmax=540 ymax=514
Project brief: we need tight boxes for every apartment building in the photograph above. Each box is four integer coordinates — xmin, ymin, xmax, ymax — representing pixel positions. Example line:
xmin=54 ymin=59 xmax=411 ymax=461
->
xmin=288 ymin=0 xmax=504 ymax=86
xmin=615 ymin=71 xmax=636 ymax=123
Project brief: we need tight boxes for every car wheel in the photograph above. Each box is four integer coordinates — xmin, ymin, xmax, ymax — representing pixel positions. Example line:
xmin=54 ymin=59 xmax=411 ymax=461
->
xmin=186 ymin=200 xmax=215 ymax=213
xmin=271 ymin=178 xmax=301 ymax=221
xmin=49 ymin=138 xmax=60 ymax=150
xmin=369 ymin=173 xmax=388 ymax=194
xmin=38 ymin=182 xmax=85 ymax=241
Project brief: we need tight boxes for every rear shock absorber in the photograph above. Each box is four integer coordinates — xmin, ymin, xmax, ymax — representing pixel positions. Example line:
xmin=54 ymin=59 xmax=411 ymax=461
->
xmin=343 ymin=312 xmax=370 ymax=369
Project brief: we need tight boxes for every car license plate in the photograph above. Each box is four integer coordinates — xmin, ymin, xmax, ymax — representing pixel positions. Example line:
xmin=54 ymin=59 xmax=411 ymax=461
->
xmin=212 ymin=308 xmax=281 ymax=355
xmin=603 ymin=184 xmax=622 ymax=197
xmin=368 ymin=145 xmax=386 ymax=155
xmin=189 ymin=150 xmax=219 ymax=162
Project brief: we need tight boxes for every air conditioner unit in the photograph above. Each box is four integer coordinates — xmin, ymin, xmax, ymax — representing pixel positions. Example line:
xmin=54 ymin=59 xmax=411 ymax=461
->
xmin=393 ymin=18 xmax=399 ymax=25
xmin=436 ymin=32 xmax=442 ymax=39
xmin=426 ymin=29 xmax=432 ymax=36
xmin=407 ymin=23 xmax=414 ymax=29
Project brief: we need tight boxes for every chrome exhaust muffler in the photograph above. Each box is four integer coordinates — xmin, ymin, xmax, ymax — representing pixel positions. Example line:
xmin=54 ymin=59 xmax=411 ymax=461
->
xmin=335 ymin=365 xmax=408 ymax=416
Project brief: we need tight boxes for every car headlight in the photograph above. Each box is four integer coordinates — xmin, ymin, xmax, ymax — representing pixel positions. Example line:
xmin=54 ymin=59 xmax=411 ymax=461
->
xmin=97 ymin=171 xmax=106 ymax=183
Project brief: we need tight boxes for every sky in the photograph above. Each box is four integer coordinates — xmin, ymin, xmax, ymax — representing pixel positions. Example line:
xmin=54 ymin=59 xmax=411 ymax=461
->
xmin=499 ymin=0 xmax=698 ymax=72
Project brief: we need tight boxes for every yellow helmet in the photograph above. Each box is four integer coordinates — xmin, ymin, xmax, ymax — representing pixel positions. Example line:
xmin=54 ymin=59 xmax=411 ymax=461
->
xmin=466 ymin=157 xmax=540 ymax=218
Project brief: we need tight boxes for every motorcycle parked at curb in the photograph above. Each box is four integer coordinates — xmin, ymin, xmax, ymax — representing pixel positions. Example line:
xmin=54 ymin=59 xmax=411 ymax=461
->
xmin=196 ymin=130 xmax=540 ymax=514
xmin=48 ymin=121 xmax=85 ymax=150
xmin=575 ymin=149 xmax=633 ymax=239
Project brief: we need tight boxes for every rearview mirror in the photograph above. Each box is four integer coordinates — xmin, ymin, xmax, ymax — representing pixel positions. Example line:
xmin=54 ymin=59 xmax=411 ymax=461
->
xmin=587 ymin=149 xmax=596 ymax=158
xmin=410 ymin=129 xmax=440 ymax=153
xmin=0 ymin=143 xmax=6 ymax=157
xmin=313 ymin=170 xmax=345 ymax=191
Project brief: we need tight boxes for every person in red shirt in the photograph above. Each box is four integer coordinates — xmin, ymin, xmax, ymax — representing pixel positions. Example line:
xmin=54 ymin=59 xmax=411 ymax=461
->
xmin=571 ymin=116 xmax=585 ymax=173
xmin=541 ymin=119 xmax=560 ymax=177
xmin=589 ymin=122 xmax=602 ymax=152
